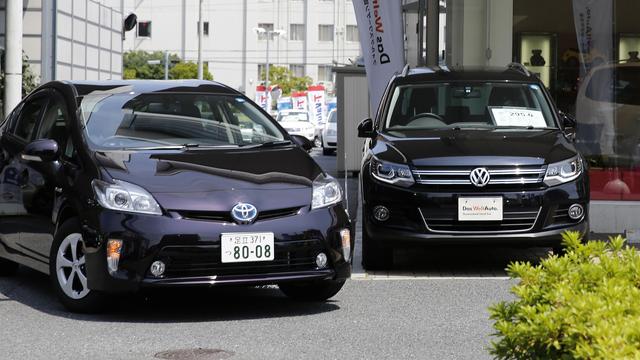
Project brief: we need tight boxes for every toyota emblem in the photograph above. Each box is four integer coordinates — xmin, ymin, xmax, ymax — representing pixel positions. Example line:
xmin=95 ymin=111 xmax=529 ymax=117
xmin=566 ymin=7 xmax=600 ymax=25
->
xmin=231 ymin=203 xmax=258 ymax=224
xmin=469 ymin=168 xmax=491 ymax=187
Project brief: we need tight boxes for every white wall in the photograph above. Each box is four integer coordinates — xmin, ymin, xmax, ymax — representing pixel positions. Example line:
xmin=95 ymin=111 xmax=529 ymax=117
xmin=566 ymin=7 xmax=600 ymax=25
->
xmin=55 ymin=0 xmax=123 ymax=80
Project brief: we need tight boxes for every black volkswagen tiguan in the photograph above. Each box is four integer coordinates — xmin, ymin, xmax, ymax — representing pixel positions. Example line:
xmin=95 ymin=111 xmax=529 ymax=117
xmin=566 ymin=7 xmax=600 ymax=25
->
xmin=359 ymin=65 xmax=589 ymax=269
xmin=0 ymin=80 xmax=352 ymax=312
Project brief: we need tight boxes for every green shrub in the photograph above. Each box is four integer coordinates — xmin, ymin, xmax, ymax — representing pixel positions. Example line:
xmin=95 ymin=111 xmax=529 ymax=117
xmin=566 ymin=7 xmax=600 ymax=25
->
xmin=489 ymin=231 xmax=640 ymax=359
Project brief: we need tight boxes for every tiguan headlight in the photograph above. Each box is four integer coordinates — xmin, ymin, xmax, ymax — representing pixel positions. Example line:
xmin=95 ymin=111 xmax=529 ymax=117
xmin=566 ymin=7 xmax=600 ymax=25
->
xmin=92 ymin=179 xmax=162 ymax=215
xmin=544 ymin=156 xmax=583 ymax=186
xmin=370 ymin=157 xmax=415 ymax=187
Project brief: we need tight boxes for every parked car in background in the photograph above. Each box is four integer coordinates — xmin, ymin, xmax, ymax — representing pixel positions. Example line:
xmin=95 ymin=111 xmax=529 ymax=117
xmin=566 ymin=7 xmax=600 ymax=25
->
xmin=276 ymin=110 xmax=316 ymax=143
xmin=322 ymin=109 xmax=338 ymax=155
xmin=0 ymin=80 xmax=352 ymax=312
xmin=358 ymin=64 xmax=589 ymax=269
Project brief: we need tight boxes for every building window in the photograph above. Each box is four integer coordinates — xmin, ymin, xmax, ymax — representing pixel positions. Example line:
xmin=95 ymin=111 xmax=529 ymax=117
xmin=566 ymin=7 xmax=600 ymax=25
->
xmin=318 ymin=25 xmax=334 ymax=42
xmin=197 ymin=21 xmax=210 ymax=36
xmin=137 ymin=21 xmax=152 ymax=38
xmin=318 ymin=65 xmax=333 ymax=82
xmin=290 ymin=64 xmax=305 ymax=78
xmin=290 ymin=24 xmax=305 ymax=41
xmin=257 ymin=23 xmax=274 ymax=40
xmin=346 ymin=25 xmax=359 ymax=42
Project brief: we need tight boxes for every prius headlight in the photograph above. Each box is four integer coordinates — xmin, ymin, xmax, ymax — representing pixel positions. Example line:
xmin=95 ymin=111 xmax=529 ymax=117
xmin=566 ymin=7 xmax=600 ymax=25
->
xmin=312 ymin=174 xmax=343 ymax=210
xmin=544 ymin=156 xmax=583 ymax=186
xmin=92 ymin=179 xmax=162 ymax=215
xmin=371 ymin=157 xmax=415 ymax=187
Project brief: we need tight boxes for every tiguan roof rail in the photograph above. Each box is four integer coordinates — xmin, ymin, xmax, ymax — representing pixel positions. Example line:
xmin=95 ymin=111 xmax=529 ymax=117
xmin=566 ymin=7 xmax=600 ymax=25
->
xmin=507 ymin=62 xmax=531 ymax=77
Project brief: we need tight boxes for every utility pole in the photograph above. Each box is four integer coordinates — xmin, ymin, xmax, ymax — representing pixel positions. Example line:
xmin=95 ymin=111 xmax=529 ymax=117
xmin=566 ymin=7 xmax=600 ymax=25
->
xmin=197 ymin=0 xmax=204 ymax=80
xmin=253 ymin=28 xmax=285 ymax=87
xmin=4 ymin=0 xmax=23 ymax=118
xmin=164 ymin=50 xmax=169 ymax=80
xmin=265 ymin=35 xmax=270 ymax=87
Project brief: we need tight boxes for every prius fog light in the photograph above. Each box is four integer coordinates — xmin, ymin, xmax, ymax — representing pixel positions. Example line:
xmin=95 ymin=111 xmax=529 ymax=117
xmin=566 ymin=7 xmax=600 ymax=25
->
xmin=150 ymin=261 xmax=166 ymax=277
xmin=340 ymin=229 xmax=352 ymax=262
xmin=373 ymin=206 xmax=390 ymax=222
xmin=316 ymin=253 xmax=328 ymax=269
xmin=568 ymin=204 xmax=585 ymax=220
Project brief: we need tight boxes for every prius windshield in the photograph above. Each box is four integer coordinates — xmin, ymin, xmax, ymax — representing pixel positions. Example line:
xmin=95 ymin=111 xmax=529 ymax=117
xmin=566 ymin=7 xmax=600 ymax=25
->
xmin=80 ymin=92 xmax=286 ymax=150
xmin=384 ymin=82 xmax=557 ymax=131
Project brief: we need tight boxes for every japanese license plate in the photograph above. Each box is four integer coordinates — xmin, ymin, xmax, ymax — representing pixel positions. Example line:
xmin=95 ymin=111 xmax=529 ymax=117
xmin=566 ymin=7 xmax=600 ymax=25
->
xmin=221 ymin=232 xmax=275 ymax=263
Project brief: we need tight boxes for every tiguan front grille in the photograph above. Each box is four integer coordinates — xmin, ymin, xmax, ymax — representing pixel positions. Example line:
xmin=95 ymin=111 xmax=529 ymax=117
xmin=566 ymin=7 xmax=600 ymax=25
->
xmin=412 ymin=166 xmax=547 ymax=186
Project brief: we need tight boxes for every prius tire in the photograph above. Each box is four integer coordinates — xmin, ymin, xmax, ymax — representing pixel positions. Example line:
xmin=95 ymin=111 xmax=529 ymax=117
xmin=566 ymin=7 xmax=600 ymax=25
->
xmin=50 ymin=218 xmax=107 ymax=313
xmin=322 ymin=147 xmax=333 ymax=156
xmin=0 ymin=258 xmax=18 ymax=276
xmin=279 ymin=279 xmax=346 ymax=301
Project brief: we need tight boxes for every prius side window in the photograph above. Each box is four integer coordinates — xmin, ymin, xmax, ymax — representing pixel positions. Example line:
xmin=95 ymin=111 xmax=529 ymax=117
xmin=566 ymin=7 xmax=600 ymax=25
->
xmin=15 ymin=97 xmax=47 ymax=141
xmin=37 ymin=93 xmax=69 ymax=153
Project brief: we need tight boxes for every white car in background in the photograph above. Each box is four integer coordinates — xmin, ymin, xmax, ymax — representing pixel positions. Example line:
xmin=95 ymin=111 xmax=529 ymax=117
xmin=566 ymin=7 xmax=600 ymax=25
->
xmin=321 ymin=109 xmax=338 ymax=155
xmin=276 ymin=110 xmax=316 ymax=142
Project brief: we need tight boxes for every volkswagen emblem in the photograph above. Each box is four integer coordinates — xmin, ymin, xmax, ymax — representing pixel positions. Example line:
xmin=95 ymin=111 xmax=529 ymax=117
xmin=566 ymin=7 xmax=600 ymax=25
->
xmin=469 ymin=168 xmax=491 ymax=187
xmin=231 ymin=203 xmax=258 ymax=224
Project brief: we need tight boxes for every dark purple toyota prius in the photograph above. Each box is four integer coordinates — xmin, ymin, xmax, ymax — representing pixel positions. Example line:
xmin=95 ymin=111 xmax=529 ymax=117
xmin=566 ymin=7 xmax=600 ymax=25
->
xmin=0 ymin=80 xmax=352 ymax=312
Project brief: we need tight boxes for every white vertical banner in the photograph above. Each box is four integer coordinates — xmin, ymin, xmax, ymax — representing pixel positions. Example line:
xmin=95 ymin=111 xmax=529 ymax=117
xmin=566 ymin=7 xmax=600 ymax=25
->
xmin=572 ymin=0 xmax=613 ymax=77
xmin=353 ymin=0 xmax=405 ymax=115
xmin=307 ymin=85 xmax=326 ymax=124
xmin=255 ymin=85 xmax=270 ymax=111
xmin=292 ymin=91 xmax=309 ymax=111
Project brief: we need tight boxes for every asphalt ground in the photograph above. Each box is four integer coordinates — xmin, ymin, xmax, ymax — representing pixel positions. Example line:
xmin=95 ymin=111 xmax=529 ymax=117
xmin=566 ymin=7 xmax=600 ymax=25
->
xmin=0 ymin=148 xmax=546 ymax=360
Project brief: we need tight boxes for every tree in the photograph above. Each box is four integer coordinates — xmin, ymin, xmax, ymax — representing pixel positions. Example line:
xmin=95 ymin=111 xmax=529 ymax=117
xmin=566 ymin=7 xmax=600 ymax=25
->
xmin=260 ymin=65 xmax=312 ymax=95
xmin=0 ymin=52 xmax=39 ymax=114
xmin=122 ymin=50 xmax=180 ymax=79
xmin=169 ymin=62 xmax=213 ymax=80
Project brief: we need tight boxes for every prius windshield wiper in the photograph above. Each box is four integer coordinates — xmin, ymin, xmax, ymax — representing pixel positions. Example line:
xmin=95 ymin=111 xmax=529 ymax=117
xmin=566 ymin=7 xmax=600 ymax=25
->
xmin=129 ymin=143 xmax=238 ymax=150
xmin=241 ymin=140 xmax=293 ymax=148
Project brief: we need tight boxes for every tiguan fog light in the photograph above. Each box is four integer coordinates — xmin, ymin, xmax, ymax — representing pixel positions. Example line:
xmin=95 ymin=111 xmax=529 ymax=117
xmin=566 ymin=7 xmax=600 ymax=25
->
xmin=340 ymin=229 xmax=351 ymax=262
xmin=150 ymin=261 xmax=166 ymax=277
xmin=106 ymin=239 xmax=123 ymax=274
xmin=568 ymin=204 xmax=585 ymax=220
xmin=373 ymin=206 xmax=390 ymax=222
xmin=316 ymin=253 xmax=328 ymax=269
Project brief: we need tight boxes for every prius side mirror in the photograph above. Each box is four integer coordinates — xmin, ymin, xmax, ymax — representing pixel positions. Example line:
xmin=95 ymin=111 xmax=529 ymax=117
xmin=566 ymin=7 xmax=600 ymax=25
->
xmin=290 ymin=135 xmax=314 ymax=152
xmin=358 ymin=118 xmax=376 ymax=138
xmin=21 ymin=139 xmax=60 ymax=163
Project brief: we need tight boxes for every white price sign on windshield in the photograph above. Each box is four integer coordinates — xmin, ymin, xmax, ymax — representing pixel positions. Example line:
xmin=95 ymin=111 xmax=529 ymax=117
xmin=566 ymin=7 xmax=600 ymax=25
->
xmin=490 ymin=107 xmax=547 ymax=128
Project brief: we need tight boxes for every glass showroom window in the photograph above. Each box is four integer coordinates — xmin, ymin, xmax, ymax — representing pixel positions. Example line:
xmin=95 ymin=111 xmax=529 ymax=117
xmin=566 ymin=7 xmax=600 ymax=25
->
xmin=507 ymin=0 xmax=640 ymax=201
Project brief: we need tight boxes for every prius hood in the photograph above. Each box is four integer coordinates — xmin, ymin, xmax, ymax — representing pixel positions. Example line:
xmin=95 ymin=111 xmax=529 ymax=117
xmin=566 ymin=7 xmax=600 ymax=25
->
xmin=94 ymin=146 xmax=322 ymax=211
xmin=374 ymin=129 xmax=578 ymax=167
